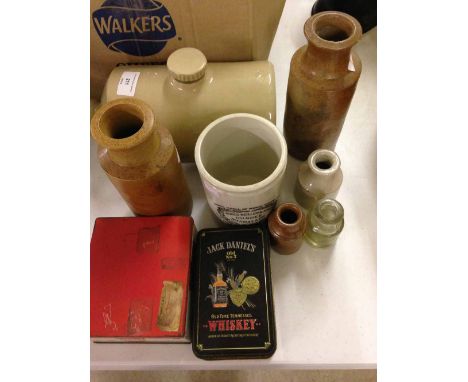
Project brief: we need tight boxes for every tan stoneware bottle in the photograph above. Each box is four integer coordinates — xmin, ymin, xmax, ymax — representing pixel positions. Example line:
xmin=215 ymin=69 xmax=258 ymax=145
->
xmin=284 ymin=11 xmax=362 ymax=160
xmin=101 ymin=48 xmax=276 ymax=162
xmin=91 ymin=98 xmax=192 ymax=216
xmin=267 ymin=203 xmax=306 ymax=255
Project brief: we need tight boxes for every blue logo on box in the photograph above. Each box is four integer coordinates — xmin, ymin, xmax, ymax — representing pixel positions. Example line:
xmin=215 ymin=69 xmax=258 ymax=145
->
xmin=92 ymin=0 xmax=176 ymax=57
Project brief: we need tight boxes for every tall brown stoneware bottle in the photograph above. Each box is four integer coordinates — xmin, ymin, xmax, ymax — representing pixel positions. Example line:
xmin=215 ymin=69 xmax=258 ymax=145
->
xmin=91 ymin=98 xmax=192 ymax=216
xmin=284 ymin=11 xmax=362 ymax=160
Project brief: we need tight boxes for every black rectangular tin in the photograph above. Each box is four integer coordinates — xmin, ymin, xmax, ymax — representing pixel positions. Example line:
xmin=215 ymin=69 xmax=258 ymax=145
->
xmin=191 ymin=224 xmax=276 ymax=360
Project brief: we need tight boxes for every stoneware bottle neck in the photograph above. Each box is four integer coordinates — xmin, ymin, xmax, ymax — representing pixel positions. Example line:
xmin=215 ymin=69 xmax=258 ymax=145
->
xmin=302 ymin=11 xmax=362 ymax=77
xmin=299 ymin=149 xmax=342 ymax=192
xmin=271 ymin=203 xmax=305 ymax=238
xmin=268 ymin=202 xmax=306 ymax=255
xmin=91 ymin=99 xmax=161 ymax=167
xmin=107 ymin=132 xmax=160 ymax=167
xmin=307 ymin=149 xmax=341 ymax=179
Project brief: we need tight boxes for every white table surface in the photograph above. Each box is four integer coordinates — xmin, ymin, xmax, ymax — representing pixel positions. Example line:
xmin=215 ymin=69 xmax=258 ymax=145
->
xmin=90 ymin=0 xmax=376 ymax=370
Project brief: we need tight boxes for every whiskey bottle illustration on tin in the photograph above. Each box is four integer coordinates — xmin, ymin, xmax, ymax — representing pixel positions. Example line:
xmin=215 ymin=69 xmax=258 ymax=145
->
xmin=207 ymin=263 xmax=260 ymax=309
xmin=210 ymin=264 xmax=228 ymax=308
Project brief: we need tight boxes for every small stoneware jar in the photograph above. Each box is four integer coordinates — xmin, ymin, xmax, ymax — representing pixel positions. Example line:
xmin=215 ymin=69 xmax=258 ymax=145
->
xmin=304 ymin=198 xmax=344 ymax=248
xmin=91 ymin=98 xmax=192 ymax=216
xmin=295 ymin=149 xmax=343 ymax=210
xmin=268 ymin=203 xmax=306 ymax=255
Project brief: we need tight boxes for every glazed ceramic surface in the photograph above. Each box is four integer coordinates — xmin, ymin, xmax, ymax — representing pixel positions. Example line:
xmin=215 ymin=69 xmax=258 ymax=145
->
xmin=91 ymin=98 xmax=192 ymax=216
xmin=267 ymin=203 xmax=306 ymax=255
xmin=284 ymin=12 xmax=362 ymax=160
xmin=194 ymin=113 xmax=287 ymax=225
xmin=295 ymin=149 xmax=343 ymax=210
xmin=102 ymin=48 xmax=276 ymax=162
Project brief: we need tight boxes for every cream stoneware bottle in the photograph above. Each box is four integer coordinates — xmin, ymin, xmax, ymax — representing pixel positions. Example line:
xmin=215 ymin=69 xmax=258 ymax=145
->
xmin=101 ymin=48 xmax=276 ymax=162
xmin=295 ymin=149 xmax=343 ymax=210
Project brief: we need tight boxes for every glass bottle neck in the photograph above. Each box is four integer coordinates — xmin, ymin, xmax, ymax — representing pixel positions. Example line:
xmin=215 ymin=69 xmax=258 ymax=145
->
xmin=310 ymin=198 xmax=344 ymax=233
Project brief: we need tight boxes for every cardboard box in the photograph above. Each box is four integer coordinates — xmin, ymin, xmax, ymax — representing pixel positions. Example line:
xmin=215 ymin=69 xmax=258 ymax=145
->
xmin=90 ymin=0 xmax=286 ymax=99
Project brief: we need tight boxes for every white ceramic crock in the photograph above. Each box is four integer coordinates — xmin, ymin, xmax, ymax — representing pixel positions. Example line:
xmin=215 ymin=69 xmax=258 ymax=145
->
xmin=195 ymin=113 xmax=287 ymax=225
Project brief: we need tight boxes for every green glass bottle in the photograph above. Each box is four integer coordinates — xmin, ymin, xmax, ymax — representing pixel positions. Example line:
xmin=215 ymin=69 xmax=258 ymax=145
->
xmin=304 ymin=198 xmax=344 ymax=248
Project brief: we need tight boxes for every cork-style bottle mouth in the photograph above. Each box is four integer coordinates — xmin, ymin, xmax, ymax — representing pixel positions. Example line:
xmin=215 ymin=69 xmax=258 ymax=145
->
xmin=304 ymin=11 xmax=362 ymax=50
xmin=91 ymin=98 xmax=154 ymax=150
xmin=308 ymin=149 xmax=341 ymax=176
xmin=277 ymin=203 xmax=304 ymax=227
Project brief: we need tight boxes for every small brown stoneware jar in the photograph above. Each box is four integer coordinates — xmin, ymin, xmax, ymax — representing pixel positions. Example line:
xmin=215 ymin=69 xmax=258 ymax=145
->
xmin=284 ymin=11 xmax=362 ymax=160
xmin=267 ymin=203 xmax=306 ymax=255
xmin=91 ymin=98 xmax=192 ymax=216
